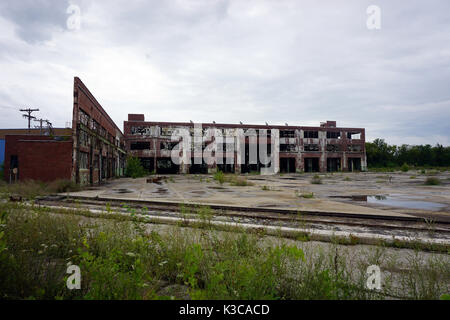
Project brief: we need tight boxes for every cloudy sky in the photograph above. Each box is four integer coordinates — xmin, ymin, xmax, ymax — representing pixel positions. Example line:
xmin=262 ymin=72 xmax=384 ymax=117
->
xmin=0 ymin=0 xmax=449 ymax=145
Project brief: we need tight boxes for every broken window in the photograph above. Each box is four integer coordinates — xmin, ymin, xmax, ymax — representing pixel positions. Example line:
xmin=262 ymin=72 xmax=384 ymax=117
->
xmin=347 ymin=132 xmax=361 ymax=140
xmin=304 ymin=131 xmax=318 ymax=138
xmin=79 ymin=110 xmax=90 ymax=126
xmin=348 ymin=145 xmax=362 ymax=152
xmin=280 ymin=130 xmax=295 ymax=138
xmin=161 ymin=127 xmax=175 ymax=136
xmin=326 ymin=144 xmax=341 ymax=152
xmin=326 ymin=131 xmax=341 ymax=139
xmin=99 ymin=126 xmax=106 ymax=138
xmin=78 ymin=129 xmax=89 ymax=147
xmin=130 ymin=141 xmax=151 ymax=150
xmin=79 ymin=152 xmax=89 ymax=169
xmin=94 ymin=155 xmax=99 ymax=169
xmin=304 ymin=144 xmax=319 ymax=151
xmin=160 ymin=141 xmax=178 ymax=150
xmin=280 ymin=144 xmax=296 ymax=152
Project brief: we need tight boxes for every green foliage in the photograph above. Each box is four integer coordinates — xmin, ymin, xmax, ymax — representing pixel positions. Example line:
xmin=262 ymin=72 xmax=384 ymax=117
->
xmin=366 ymin=139 xmax=450 ymax=168
xmin=1 ymin=201 xmax=449 ymax=300
xmin=311 ymin=175 xmax=322 ymax=184
xmin=213 ymin=171 xmax=225 ymax=185
xmin=400 ymin=162 xmax=410 ymax=172
xmin=125 ymin=156 xmax=147 ymax=179
xmin=0 ymin=179 xmax=80 ymax=200
xmin=424 ymin=177 xmax=441 ymax=185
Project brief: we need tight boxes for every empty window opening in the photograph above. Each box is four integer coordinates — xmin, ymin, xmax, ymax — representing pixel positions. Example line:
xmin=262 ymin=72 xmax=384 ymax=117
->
xmin=304 ymin=144 xmax=319 ymax=151
xmin=326 ymin=131 xmax=341 ymax=139
xmin=327 ymin=158 xmax=341 ymax=172
xmin=326 ymin=144 xmax=341 ymax=152
xmin=304 ymin=158 xmax=319 ymax=172
xmin=190 ymin=159 xmax=208 ymax=174
xmin=130 ymin=141 xmax=151 ymax=150
xmin=156 ymin=158 xmax=179 ymax=174
xmin=160 ymin=141 xmax=178 ymax=151
xmin=280 ymin=144 xmax=296 ymax=152
xmin=348 ymin=158 xmax=362 ymax=172
xmin=348 ymin=145 xmax=362 ymax=152
xmin=347 ymin=132 xmax=361 ymax=140
xmin=280 ymin=130 xmax=295 ymax=138
xmin=304 ymin=131 xmax=318 ymax=138
xmin=280 ymin=158 xmax=296 ymax=173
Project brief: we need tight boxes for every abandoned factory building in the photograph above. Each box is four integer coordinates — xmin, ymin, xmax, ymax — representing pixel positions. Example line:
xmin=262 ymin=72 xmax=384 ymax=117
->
xmin=124 ymin=115 xmax=367 ymax=174
xmin=2 ymin=77 xmax=367 ymax=184
xmin=3 ymin=77 xmax=126 ymax=184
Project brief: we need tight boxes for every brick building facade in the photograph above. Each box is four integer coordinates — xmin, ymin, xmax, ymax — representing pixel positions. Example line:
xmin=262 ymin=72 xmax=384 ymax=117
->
xmin=72 ymin=77 xmax=126 ymax=185
xmin=124 ymin=115 xmax=367 ymax=174
xmin=3 ymin=77 xmax=126 ymax=184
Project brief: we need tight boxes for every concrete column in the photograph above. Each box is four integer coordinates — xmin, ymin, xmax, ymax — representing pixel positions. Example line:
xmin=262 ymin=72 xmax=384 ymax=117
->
xmin=319 ymin=131 xmax=327 ymax=172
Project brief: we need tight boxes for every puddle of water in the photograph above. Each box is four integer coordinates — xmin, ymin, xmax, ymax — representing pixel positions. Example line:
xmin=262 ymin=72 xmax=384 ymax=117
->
xmin=366 ymin=196 xmax=446 ymax=211
xmin=330 ymin=195 xmax=446 ymax=211
xmin=154 ymin=188 xmax=168 ymax=194
xmin=114 ymin=188 xmax=133 ymax=194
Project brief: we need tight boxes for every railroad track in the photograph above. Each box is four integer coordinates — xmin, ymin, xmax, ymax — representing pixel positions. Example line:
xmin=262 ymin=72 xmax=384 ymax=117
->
xmin=34 ymin=195 xmax=450 ymax=249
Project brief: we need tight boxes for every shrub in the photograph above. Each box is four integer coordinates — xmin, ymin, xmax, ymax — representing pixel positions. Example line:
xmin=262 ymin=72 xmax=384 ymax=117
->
xmin=125 ymin=156 xmax=147 ymax=178
xmin=424 ymin=177 xmax=441 ymax=185
xmin=300 ymin=192 xmax=314 ymax=199
xmin=213 ymin=171 xmax=225 ymax=185
xmin=401 ymin=163 xmax=409 ymax=172
xmin=311 ymin=175 xmax=322 ymax=184
xmin=230 ymin=176 xmax=253 ymax=187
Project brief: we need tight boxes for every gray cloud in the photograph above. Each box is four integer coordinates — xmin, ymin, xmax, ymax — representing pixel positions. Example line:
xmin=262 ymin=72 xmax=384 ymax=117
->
xmin=0 ymin=0 xmax=449 ymax=145
xmin=0 ymin=0 xmax=70 ymax=43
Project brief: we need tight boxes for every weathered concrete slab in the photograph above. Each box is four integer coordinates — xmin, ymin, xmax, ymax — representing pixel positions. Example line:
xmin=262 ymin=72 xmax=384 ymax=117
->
xmin=63 ymin=171 xmax=450 ymax=221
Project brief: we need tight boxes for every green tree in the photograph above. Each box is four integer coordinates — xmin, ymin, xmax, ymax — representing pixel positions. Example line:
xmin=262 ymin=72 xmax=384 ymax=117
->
xmin=125 ymin=156 xmax=147 ymax=178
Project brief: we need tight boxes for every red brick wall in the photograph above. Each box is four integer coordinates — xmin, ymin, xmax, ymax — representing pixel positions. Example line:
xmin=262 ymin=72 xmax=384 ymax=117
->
xmin=4 ymin=135 xmax=72 ymax=182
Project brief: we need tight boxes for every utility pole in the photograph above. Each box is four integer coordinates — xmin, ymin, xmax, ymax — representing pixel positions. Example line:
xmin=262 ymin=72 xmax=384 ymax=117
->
xmin=45 ymin=120 xmax=54 ymax=136
xmin=33 ymin=118 xmax=48 ymax=135
xmin=20 ymin=108 xmax=39 ymax=133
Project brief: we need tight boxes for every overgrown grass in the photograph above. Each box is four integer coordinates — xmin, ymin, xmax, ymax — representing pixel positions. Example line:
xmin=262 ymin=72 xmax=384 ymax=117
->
xmin=213 ymin=171 xmax=253 ymax=186
xmin=300 ymin=192 xmax=314 ymax=199
xmin=213 ymin=171 xmax=225 ymax=185
xmin=0 ymin=179 xmax=80 ymax=200
xmin=311 ymin=175 xmax=322 ymax=185
xmin=0 ymin=202 xmax=448 ymax=300
xmin=424 ymin=177 xmax=441 ymax=186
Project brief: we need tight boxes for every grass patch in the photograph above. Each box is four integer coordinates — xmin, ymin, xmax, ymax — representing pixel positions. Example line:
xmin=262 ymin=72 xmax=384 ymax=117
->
xmin=0 ymin=179 xmax=80 ymax=200
xmin=213 ymin=171 xmax=225 ymax=185
xmin=0 ymin=202 xmax=449 ymax=300
xmin=310 ymin=175 xmax=322 ymax=184
xmin=424 ymin=177 xmax=441 ymax=186
xmin=229 ymin=176 xmax=253 ymax=187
